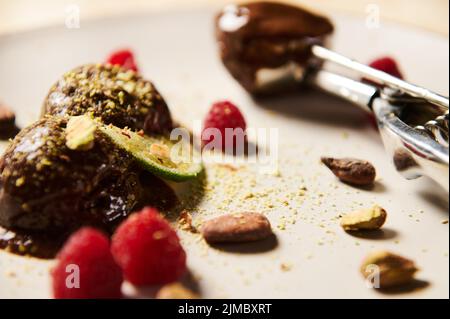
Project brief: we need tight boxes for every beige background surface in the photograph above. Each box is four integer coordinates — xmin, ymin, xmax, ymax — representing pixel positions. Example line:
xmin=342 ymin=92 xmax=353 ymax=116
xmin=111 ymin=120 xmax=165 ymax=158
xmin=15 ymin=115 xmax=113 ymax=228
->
xmin=0 ymin=1 xmax=448 ymax=299
xmin=0 ymin=0 xmax=449 ymax=36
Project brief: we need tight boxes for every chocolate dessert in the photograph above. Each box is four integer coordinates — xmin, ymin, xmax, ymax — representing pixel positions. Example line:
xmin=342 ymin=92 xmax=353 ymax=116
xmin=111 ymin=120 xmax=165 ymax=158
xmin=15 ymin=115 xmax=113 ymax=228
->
xmin=43 ymin=64 xmax=173 ymax=135
xmin=0 ymin=64 xmax=184 ymax=258
xmin=215 ymin=1 xmax=334 ymax=94
xmin=0 ymin=116 xmax=142 ymax=230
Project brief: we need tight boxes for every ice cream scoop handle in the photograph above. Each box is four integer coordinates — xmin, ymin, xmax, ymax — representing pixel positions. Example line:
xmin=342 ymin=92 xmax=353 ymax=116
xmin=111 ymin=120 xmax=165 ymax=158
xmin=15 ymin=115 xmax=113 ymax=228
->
xmin=311 ymin=45 xmax=449 ymax=111
xmin=308 ymin=69 xmax=378 ymax=112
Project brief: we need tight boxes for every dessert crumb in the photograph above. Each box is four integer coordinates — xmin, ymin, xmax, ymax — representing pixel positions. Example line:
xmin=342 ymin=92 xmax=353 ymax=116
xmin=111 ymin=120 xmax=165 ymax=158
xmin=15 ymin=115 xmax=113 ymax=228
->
xmin=280 ymin=263 xmax=292 ymax=272
xmin=178 ymin=210 xmax=197 ymax=233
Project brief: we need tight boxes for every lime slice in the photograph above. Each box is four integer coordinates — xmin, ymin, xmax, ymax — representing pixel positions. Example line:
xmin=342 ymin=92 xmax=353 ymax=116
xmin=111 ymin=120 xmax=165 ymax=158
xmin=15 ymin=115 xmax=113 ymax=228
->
xmin=99 ymin=124 xmax=202 ymax=182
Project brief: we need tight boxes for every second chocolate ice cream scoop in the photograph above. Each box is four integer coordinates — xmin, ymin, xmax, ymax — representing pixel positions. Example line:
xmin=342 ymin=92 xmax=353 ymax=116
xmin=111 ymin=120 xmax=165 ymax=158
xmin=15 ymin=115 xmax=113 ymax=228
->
xmin=216 ymin=1 xmax=334 ymax=94
xmin=42 ymin=64 xmax=173 ymax=135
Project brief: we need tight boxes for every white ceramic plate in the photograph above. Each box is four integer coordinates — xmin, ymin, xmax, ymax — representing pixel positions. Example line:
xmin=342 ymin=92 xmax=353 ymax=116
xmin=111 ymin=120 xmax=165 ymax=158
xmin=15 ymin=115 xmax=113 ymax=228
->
xmin=0 ymin=6 xmax=448 ymax=299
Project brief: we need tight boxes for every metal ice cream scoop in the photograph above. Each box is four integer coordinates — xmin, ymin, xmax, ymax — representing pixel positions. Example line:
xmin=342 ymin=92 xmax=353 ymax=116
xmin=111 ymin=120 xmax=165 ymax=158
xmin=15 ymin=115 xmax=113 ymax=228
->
xmin=308 ymin=46 xmax=449 ymax=191
xmin=250 ymin=47 xmax=449 ymax=190
xmin=215 ymin=2 xmax=449 ymax=191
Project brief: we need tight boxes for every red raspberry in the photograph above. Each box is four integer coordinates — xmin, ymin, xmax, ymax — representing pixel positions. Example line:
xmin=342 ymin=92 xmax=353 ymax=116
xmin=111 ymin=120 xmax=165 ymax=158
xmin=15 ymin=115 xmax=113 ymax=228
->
xmin=106 ymin=49 xmax=138 ymax=72
xmin=111 ymin=207 xmax=186 ymax=285
xmin=52 ymin=228 xmax=123 ymax=299
xmin=368 ymin=56 xmax=403 ymax=79
xmin=202 ymin=100 xmax=247 ymax=152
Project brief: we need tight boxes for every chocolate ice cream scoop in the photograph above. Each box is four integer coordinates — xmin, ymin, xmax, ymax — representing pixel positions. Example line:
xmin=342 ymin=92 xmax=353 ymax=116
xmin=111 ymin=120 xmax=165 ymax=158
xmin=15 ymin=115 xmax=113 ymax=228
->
xmin=0 ymin=116 xmax=142 ymax=233
xmin=43 ymin=64 xmax=173 ymax=135
xmin=0 ymin=115 xmax=181 ymax=258
xmin=216 ymin=1 xmax=334 ymax=94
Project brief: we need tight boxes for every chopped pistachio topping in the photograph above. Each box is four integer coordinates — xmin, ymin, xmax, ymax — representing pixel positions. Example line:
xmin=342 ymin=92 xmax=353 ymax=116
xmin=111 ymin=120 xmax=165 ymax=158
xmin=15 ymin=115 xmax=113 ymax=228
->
xmin=15 ymin=176 xmax=25 ymax=187
xmin=150 ymin=143 xmax=170 ymax=159
xmin=65 ymin=115 xmax=97 ymax=151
